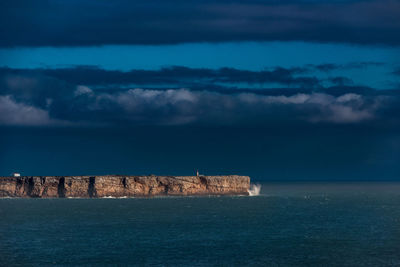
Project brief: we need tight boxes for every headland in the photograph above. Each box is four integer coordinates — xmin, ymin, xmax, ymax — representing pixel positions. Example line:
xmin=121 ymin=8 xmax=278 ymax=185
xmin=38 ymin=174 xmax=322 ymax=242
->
xmin=0 ymin=175 xmax=250 ymax=198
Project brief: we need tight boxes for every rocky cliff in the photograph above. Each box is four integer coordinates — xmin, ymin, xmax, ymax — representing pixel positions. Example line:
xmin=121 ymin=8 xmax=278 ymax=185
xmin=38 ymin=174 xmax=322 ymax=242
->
xmin=0 ymin=175 xmax=250 ymax=198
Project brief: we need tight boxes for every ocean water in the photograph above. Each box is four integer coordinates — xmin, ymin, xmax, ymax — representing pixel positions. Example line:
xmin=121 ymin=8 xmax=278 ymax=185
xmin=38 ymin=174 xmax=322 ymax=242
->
xmin=1 ymin=182 xmax=400 ymax=266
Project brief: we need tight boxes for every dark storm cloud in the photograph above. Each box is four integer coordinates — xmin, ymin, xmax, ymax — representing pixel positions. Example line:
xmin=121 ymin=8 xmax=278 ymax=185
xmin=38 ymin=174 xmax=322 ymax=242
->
xmin=328 ymin=77 xmax=354 ymax=86
xmin=1 ymin=0 xmax=400 ymax=47
xmin=1 ymin=67 xmax=399 ymax=127
xmin=312 ymin=62 xmax=385 ymax=72
xmin=0 ymin=66 xmax=319 ymax=88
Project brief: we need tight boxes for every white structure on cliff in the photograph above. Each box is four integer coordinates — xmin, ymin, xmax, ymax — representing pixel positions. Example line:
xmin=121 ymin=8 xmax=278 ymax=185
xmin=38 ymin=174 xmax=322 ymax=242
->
xmin=13 ymin=173 xmax=21 ymax=177
xmin=196 ymin=170 xmax=204 ymax=177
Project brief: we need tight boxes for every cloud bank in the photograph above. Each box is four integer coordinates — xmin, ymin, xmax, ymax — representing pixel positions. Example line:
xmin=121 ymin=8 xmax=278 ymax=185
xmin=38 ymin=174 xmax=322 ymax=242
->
xmin=1 ymin=0 xmax=400 ymax=47
xmin=0 ymin=88 xmax=380 ymax=126
xmin=1 ymin=67 xmax=397 ymax=127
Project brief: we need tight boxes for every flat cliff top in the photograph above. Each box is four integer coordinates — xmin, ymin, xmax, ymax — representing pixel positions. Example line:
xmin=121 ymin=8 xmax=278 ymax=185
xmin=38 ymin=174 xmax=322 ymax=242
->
xmin=0 ymin=175 xmax=248 ymax=178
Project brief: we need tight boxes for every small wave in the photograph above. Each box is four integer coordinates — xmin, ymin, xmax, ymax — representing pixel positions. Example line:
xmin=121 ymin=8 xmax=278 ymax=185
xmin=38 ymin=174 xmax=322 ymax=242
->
xmin=101 ymin=196 xmax=130 ymax=199
xmin=248 ymin=183 xmax=261 ymax=196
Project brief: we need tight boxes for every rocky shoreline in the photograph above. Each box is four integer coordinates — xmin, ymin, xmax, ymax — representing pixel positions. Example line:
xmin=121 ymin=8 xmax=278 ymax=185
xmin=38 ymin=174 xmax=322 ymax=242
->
xmin=0 ymin=175 xmax=250 ymax=198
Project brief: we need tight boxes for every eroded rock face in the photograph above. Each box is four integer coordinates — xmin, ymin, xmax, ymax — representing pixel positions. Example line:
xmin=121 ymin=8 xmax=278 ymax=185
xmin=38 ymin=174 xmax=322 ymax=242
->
xmin=0 ymin=175 xmax=250 ymax=198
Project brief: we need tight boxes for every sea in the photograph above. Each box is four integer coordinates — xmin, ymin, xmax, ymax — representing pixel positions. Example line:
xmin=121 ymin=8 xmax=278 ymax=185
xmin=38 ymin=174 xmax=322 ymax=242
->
xmin=1 ymin=182 xmax=400 ymax=266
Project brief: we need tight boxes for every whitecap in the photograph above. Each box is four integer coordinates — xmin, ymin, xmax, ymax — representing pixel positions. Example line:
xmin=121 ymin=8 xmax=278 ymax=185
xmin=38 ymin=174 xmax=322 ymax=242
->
xmin=248 ymin=183 xmax=261 ymax=196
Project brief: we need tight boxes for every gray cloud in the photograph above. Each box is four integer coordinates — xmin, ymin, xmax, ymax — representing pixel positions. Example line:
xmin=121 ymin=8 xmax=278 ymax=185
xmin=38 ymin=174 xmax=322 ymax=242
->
xmin=0 ymin=95 xmax=54 ymax=126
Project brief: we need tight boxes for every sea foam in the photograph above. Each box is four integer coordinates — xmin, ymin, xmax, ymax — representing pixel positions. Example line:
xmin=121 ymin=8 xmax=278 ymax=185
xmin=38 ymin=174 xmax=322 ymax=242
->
xmin=248 ymin=183 xmax=261 ymax=196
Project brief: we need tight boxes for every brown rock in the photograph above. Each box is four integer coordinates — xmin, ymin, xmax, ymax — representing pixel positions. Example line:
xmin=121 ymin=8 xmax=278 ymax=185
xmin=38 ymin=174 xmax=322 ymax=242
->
xmin=0 ymin=175 xmax=250 ymax=198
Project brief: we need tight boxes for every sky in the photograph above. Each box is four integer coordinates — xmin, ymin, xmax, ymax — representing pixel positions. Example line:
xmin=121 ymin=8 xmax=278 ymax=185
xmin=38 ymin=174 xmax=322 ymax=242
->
xmin=0 ymin=0 xmax=399 ymax=180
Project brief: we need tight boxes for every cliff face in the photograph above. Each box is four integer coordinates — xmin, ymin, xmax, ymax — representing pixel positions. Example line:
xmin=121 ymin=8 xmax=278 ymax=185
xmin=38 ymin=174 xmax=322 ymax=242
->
xmin=0 ymin=175 xmax=250 ymax=198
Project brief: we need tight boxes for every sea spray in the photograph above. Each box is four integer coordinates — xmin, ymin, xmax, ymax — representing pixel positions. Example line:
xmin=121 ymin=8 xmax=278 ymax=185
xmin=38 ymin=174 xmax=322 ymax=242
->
xmin=248 ymin=183 xmax=261 ymax=196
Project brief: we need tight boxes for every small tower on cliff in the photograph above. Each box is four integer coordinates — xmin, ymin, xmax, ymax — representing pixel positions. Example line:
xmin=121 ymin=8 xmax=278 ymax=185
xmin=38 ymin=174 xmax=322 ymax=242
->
xmin=196 ymin=170 xmax=199 ymax=177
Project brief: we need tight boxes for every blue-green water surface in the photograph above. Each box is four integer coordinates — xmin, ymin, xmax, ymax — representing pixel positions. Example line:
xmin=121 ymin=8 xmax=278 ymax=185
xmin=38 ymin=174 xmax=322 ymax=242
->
xmin=1 ymin=182 xmax=400 ymax=266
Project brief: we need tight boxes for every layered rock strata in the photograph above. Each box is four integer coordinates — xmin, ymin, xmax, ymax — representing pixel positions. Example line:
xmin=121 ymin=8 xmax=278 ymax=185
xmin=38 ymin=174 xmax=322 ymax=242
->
xmin=0 ymin=175 xmax=250 ymax=198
